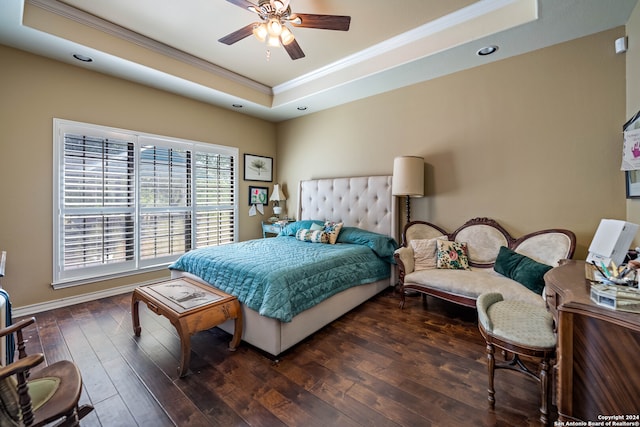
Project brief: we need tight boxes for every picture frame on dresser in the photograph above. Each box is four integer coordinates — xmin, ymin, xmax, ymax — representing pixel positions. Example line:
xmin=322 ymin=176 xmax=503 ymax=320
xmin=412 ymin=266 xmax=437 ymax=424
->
xmin=244 ymin=154 xmax=273 ymax=182
xmin=626 ymin=170 xmax=640 ymax=198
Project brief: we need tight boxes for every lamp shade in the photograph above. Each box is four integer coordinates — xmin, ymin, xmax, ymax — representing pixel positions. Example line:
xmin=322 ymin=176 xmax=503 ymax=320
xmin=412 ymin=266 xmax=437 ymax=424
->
xmin=269 ymin=184 xmax=287 ymax=202
xmin=392 ymin=156 xmax=424 ymax=197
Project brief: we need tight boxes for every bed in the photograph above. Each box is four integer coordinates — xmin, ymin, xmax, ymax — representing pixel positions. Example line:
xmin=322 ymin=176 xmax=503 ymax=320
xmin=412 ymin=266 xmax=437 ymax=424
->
xmin=169 ymin=175 xmax=398 ymax=358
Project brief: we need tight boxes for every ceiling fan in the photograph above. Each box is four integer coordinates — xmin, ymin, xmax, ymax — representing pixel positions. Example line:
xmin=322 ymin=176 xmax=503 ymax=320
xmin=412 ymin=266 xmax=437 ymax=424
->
xmin=218 ymin=0 xmax=351 ymax=60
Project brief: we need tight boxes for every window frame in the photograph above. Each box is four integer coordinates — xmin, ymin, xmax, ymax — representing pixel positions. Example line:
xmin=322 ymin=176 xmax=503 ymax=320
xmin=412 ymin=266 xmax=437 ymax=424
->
xmin=52 ymin=119 xmax=238 ymax=288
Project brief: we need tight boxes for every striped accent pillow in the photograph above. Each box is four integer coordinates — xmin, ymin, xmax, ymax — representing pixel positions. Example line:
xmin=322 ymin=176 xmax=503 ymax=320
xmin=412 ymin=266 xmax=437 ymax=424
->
xmin=295 ymin=229 xmax=329 ymax=243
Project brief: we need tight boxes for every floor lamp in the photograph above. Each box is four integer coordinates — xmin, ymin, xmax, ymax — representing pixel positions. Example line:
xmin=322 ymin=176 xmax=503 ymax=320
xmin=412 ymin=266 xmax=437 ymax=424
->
xmin=392 ymin=156 xmax=424 ymax=224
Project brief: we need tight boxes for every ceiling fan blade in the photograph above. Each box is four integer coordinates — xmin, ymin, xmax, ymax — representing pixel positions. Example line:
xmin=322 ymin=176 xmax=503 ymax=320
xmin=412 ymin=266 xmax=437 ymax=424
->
xmin=290 ymin=14 xmax=351 ymax=31
xmin=283 ymin=39 xmax=305 ymax=60
xmin=218 ymin=23 xmax=255 ymax=45
xmin=225 ymin=0 xmax=258 ymax=11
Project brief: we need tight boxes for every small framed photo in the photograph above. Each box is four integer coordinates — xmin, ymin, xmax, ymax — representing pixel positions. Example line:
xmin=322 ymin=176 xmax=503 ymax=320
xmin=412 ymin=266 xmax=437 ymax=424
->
xmin=244 ymin=154 xmax=273 ymax=182
xmin=626 ymin=170 xmax=640 ymax=198
xmin=249 ymin=186 xmax=268 ymax=206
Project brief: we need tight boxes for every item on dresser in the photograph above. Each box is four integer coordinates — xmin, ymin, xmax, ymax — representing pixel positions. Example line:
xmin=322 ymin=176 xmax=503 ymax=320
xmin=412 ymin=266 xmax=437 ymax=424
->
xmin=394 ymin=218 xmax=576 ymax=309
xmin=544 ymin=260 xmax=640 ymax=422
xmin=169 ymin=175 xmax=399 ymax=358
xmin=586 ymin=219 xmax=639 ymax=267
xmin=586 ymin=259 xmax=638 ymax=287
xmin=589 ymin=282 xmax=640 ymax=313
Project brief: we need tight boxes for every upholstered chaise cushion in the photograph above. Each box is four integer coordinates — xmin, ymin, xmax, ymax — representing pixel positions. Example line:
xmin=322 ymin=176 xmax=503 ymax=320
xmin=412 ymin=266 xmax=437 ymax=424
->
xmin=405 ymin=268 xmax=546 ymax=306
xmin=494 ymin=246 xmax=552 ymax=295
xmin=477 ymin=292 xmax=556 ymax=348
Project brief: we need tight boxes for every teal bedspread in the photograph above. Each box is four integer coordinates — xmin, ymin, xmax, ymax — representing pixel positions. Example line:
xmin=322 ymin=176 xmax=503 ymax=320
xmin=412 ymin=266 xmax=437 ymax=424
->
xmin=169 ymin=236 xmax=393 ymax=322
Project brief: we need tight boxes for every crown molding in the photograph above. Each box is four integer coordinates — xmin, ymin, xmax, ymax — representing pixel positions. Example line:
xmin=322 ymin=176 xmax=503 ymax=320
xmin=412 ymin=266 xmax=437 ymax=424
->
xmin=27 ymin=0 xmax=273 ymax=96
xmin=273 ymin=0 xmax=524 ymax=95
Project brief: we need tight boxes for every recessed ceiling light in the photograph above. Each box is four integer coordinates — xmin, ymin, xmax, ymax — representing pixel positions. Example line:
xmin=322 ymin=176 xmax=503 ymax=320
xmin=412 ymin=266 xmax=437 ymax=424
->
xmin=476 ymin=45 xmax=498 ymax=56
xmin=232 ymin=104 xmax=243 ymax=108
xmin=73 ymin=54 xmax=93 ymax=62
xmin=297 ymin=106 xmax=307 ymax=111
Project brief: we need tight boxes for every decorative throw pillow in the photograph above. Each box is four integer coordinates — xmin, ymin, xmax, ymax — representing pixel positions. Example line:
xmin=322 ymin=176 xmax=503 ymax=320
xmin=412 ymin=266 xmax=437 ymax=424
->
xmin=493 ymin=246 xmax=552 ymax=295
xmin=410 ymin=236 xmax=448 ymax=270
xmin=324 ymin=221 xmax=343 ymax=244
xmin=295 ymin=229 xmax=329 ymax=243
xmin=336 ymin=227 xmax=398 ymax=260
xmin=278 ymin=220 xmax=324 ymax=236
xmin=309 ymin=222 xmax=324 ymax=231
xmin=436 ymin=240 xmax=470 ymax=270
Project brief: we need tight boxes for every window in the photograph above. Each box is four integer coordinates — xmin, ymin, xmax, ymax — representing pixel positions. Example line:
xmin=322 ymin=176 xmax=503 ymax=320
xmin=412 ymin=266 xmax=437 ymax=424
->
xmin=53 ymin=119 xmax=237 ymax=288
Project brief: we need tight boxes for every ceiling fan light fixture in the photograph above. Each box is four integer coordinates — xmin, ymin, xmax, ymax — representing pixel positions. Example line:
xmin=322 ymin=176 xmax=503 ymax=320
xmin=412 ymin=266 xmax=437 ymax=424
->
xmin=253 ymin=23 xmax=268 ymax=42
xmin=280 ymin=27 xmax=294 ymax=45
xmin=221 ymin=0 xmax=351 ymax=60
xmin=267 ymin=35 xmax=281 ymax=47
xmin=267 ymin=18 xmax=282 ymax=37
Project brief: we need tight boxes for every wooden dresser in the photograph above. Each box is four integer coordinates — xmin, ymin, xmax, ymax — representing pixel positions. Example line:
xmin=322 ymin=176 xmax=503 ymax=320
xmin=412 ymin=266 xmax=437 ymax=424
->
xmin=544 ymin=260 xmax=640 ymax=422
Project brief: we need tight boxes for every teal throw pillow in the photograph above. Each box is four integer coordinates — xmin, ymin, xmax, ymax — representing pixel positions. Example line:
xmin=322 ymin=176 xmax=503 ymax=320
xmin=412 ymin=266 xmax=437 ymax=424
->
xmin=494 ymin=246 xmax=552 ymax=295
xmin=278 ymin=220 xmax=325 ymax=236
xmin=336 ymin=227 xmax=399 ymax=260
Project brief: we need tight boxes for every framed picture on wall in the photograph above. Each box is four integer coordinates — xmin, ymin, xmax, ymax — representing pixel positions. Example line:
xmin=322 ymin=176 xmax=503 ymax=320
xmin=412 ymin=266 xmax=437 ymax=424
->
xmin=626 ymin=170 xmax=640 ymax=198
xmin=244 ymin=154 xmax=273 ymax=182
xmin=248 ymin=186 xmax=268 ymax=205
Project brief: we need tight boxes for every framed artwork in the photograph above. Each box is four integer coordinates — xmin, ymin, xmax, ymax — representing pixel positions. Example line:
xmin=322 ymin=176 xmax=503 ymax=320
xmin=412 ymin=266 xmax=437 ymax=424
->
xmin=244 ymin=154 xmax=273 ymax=182
xmin=249 ymin=186 xmax=268 ymax=205
xmin=627 ymin=170 xmax=640 ymax=198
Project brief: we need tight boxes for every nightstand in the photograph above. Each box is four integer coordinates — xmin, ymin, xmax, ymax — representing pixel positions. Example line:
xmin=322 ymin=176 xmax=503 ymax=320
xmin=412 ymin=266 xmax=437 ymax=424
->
xmin=262 ymin=220 xmax=293 ymax=238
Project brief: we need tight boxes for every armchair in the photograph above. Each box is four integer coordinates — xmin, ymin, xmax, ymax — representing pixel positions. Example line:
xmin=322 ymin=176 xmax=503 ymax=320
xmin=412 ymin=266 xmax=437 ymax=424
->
xmin=0 ymin=317 xmax=93 ymax=426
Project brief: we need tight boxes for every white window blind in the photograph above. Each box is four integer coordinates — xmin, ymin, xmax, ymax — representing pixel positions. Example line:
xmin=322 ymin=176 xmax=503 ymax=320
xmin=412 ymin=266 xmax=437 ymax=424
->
xmin=53 ymin=119 xmax=237 ymax=287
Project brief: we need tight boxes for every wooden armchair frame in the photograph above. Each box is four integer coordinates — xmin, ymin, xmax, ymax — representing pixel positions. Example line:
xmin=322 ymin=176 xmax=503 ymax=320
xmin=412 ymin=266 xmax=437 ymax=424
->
xmin=0 ymin=317 xmax=93 ymax=426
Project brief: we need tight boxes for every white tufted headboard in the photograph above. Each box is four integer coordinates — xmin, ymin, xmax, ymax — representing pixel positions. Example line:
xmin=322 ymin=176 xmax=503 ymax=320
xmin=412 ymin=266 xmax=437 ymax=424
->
xmin=297 ymin=176 xmax=398 ymax=242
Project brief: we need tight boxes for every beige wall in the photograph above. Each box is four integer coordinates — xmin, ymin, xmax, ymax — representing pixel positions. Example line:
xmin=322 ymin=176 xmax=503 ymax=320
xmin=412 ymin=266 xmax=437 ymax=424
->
xmin=627 ymin=2 xmax=640 ymax=245
xmin=0 ymin=26 xmax=631 ymax=309
xmin=0 ymin=45 xmax=276 ymax=308
xmin=277 ymin=27 xmax=627 ymax=259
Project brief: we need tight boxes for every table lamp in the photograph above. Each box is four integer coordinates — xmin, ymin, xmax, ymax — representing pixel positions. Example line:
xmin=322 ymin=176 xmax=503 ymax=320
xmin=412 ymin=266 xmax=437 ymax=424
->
xmin=269 ymin=184 xmax=287 ymax=218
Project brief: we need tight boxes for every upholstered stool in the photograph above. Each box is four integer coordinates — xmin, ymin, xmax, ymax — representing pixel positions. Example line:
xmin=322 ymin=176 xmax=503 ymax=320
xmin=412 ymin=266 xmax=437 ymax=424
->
xmin=476 ymin=293 xmax=556 ymax=425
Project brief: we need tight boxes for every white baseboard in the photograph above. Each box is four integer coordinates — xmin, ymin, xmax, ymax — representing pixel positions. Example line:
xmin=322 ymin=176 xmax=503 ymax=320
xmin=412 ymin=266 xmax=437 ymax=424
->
xmin=12 ymin=278 xmax=162 ymax=318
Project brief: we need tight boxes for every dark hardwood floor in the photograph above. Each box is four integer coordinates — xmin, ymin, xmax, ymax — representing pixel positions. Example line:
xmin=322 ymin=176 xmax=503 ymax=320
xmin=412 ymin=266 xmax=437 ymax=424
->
xmin=16 ymin=288 xmax=553 ymax=426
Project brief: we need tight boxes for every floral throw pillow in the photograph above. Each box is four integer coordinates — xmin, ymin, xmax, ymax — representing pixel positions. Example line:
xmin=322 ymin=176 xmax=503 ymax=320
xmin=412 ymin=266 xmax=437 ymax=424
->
xmin=324 ymin=221 xmax=343 ymax=244
xmin=436 ymin=240 xmax=470 ymax=270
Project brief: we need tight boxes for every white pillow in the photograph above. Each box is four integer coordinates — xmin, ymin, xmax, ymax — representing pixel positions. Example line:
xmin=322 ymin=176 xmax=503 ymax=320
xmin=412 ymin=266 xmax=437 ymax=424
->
xmin=410 ymin=235 xmax=448 ymax=270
